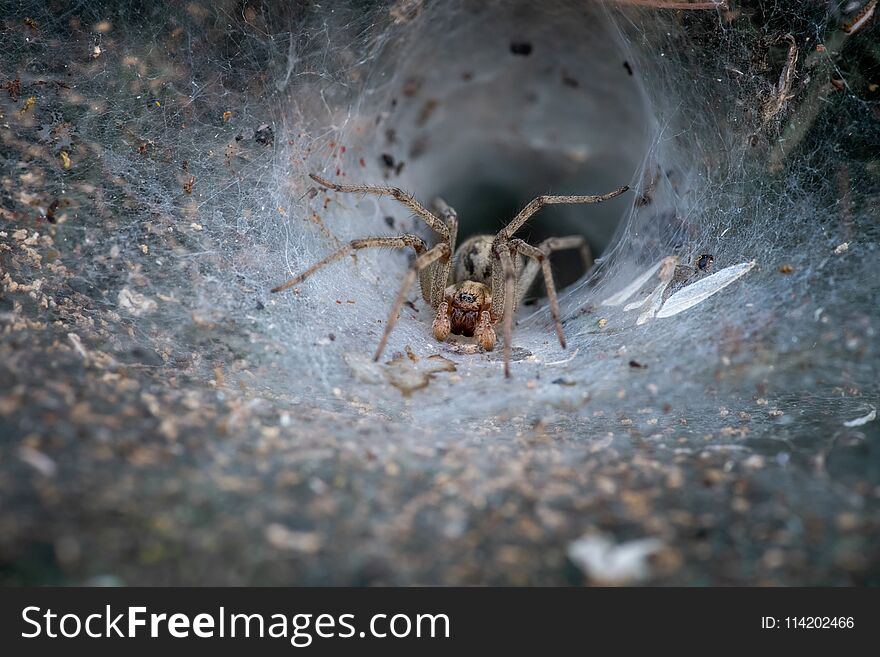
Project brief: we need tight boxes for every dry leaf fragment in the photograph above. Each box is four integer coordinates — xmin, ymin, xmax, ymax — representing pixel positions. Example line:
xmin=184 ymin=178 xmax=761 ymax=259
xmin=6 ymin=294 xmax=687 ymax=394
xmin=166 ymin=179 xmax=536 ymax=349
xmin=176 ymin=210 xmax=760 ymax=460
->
xmin=20 ymin=96 xmax=36 ymax=114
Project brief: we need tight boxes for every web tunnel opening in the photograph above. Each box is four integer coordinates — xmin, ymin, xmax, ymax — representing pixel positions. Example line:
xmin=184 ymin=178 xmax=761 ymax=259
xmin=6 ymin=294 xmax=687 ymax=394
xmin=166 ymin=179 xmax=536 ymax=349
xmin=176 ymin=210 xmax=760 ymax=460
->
xmin=316 ymin=0 xmax=649 ymax=312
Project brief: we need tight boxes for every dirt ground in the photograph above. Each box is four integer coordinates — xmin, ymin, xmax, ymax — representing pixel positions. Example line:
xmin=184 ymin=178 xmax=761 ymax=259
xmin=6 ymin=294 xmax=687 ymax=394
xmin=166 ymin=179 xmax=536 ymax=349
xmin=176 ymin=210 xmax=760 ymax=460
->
xmin=1 ymin=233 xmax=877 ymax=585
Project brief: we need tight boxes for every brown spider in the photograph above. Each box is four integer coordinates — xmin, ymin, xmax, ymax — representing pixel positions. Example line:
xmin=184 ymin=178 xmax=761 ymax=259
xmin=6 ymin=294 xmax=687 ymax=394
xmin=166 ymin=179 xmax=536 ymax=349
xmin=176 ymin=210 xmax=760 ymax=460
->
xmin=272 ymin=173 xmax=629 ymax=377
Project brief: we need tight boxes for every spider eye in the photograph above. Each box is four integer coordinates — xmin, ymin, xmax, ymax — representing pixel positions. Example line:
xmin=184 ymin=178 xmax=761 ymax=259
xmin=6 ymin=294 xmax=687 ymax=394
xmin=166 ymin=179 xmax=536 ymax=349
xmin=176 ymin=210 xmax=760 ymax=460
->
xmin=459 ymin=293 xmax=476 ymax=303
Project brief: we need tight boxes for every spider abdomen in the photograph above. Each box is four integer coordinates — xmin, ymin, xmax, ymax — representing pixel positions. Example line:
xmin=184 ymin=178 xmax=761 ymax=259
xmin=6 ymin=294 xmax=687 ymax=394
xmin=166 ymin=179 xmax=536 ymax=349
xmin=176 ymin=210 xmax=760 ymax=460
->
xmin=453 ymin=234 xmax=495 ymax=285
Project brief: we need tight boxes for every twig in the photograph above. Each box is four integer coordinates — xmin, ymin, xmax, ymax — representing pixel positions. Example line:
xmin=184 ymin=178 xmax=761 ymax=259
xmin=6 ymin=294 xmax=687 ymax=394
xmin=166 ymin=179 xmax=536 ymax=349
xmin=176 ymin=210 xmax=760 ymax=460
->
xmin=842 ymin=0 xmax=877 ymax=35
xmin=612 ymin=0 xmax=728 ymax=9
xmin=761 ymin=34 xmax=798 ymax=125
xmin=767 ymin=17 xmax=856 ymax=172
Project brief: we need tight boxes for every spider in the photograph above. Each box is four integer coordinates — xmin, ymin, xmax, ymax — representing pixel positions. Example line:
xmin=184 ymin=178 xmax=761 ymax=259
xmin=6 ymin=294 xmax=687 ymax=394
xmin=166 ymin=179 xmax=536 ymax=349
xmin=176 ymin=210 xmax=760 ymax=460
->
xmin=272 ymin=173 xmax=629 ymax=377
xmin=666 ymin=253 xmax=715 ymax=299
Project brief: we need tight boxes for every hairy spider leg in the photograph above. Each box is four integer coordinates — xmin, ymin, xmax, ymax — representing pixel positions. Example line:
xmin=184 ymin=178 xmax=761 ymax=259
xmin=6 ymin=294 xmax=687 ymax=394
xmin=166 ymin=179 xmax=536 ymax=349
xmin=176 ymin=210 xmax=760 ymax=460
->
xmin=494 ymin=246 xmax=517 ymax=378
xmin=495 ymin=186 xmax=630 ymax=244
xmin=429 ymin=197 xmax=459 ymax=308
xmin=374 ymin=242 xmax=451 ymax=362
xmin=510 ymin=239 xmax=567 ymax=349
xmin=514 ymin=235 xmax=592 ymax=303
xmin=308 ymin=173 xmax=457 ymax=310
xmin=310 ymin=173 xmax=449 ymax=239
xmin=270 ymin=235 xmax=428 ymax=294
xmin=489 ymin=186 xmax=630 ymax=377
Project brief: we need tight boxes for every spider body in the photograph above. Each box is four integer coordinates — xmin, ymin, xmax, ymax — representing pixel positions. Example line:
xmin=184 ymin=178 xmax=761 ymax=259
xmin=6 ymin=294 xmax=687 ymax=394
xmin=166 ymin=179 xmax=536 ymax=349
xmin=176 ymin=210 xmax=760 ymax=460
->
xmin=445 ymin=280 xmax=491 ymax=336
xmin=665 ymin=253 xmax=716 ymax=300
xmin=453 ymin=234 xmax=495 ymax=284
xmin=272 ymin=174 xmax=629 ymax=377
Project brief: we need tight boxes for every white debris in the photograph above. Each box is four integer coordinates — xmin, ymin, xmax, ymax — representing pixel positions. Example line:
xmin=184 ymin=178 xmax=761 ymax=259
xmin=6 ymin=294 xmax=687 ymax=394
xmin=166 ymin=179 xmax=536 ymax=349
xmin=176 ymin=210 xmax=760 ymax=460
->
xmin=656 ymin=260 xmax=756 ymax=319
xmin=264 ymin=524 xmax=322 ymax=553
xmin=601 ymin=257 xmax=666 ymax=306
xmin=843 ymin=407 xmax=876 ymax=428
xmin=345 ymin=351 xmax=456 ymax=392
xmin=67 ymin=332 xmax=89 ymax=359
xmin=567 ymin=534 xmax=663 ymax=584
xmin=833 ymin=242 xmax=849 ymax=255
xmin=117 ymin=287 xmax=157 ymax=316
xmin=343 ymin=352 xmax=385 ymax=384
xmin=18 ymin=446 xmax=57 ymax=477
xmin=628 ymin=257 xmax=679 ymax=325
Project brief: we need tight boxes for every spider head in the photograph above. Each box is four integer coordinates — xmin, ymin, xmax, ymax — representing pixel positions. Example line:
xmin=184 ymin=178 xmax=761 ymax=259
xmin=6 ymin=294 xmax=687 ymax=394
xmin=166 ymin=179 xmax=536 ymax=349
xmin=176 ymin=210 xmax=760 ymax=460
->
xmin=451 ymin=281 xmax=490 ymax=312
xmin=448 ymin=281 xmax=491 ymax=337
xmin=696 ymin=254 xmax=715 ymax=272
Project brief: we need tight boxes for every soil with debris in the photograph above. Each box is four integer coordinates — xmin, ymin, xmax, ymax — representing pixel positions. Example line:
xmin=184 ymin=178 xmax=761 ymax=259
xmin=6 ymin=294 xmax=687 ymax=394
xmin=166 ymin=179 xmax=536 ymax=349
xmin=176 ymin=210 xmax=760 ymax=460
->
xmin=2 ymin=3 xmax=879 ymax=587
xmin=1 ymin=224 xmax=878 ymax=585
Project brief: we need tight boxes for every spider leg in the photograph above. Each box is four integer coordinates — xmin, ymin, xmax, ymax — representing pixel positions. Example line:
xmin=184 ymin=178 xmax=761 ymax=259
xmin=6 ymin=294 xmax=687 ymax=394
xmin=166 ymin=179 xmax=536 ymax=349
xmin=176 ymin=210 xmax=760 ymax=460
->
xmin=429 ymin=197 xmax=459 ymax=308
xmin=515 ymin=235 xmax=593 ymax=304
xmin=510 ymin=239 xmax=566 ymax=349
xmin=374 ymin=242 xmax=451 ymax=361
xmin=432 ymin=300 xmax=452 ymax=341
xmin=495 ymin=185 xmax=630 ymax=243
xmin=270 ymin=235 xmax=428 ymax=294
xmin=432 ymin=197 xmax=458 ymax=252
xmin=474 ymin=310 xmax=496 ymax=351
xmin=310 ymin=173 xmax=449 ymax=239
xmin=493 ymin=245 xmax=517 ymax=379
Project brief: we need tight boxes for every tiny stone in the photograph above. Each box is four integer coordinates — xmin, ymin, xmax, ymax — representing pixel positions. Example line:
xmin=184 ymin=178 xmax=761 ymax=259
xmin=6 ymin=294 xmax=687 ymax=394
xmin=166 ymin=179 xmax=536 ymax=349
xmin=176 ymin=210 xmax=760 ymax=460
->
xmin=510 ymin=41 xmax=533 ymax=56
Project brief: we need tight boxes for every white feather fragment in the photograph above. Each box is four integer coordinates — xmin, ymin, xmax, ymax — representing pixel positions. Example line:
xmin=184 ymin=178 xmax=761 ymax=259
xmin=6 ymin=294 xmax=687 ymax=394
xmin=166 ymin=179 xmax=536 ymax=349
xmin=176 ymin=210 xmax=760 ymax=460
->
xmin=567 ymin=534 xmax=663 ymax=584
xmin=656 ymin=260 xmax=756 ymax=319
xmin=843 ymin=407 xmax=876 ymax=428
xmin=601 ymin=258 xmax=666 ymax=306
xmin=67 ymin=332 xmax=89 ymax=359
xmin=18 ymin=446 xmax=57 ymax=477
xmin=624 ymin=257 xmax=678 ymax=325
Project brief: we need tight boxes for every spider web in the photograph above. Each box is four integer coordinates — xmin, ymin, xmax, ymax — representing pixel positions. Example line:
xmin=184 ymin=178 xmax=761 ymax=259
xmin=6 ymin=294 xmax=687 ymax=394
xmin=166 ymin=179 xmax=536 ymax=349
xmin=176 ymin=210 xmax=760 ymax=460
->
xmin=1 ymin=0 xmax=877 ymax=427
xmin=1 ymin=0 xmax=878 ymax=584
